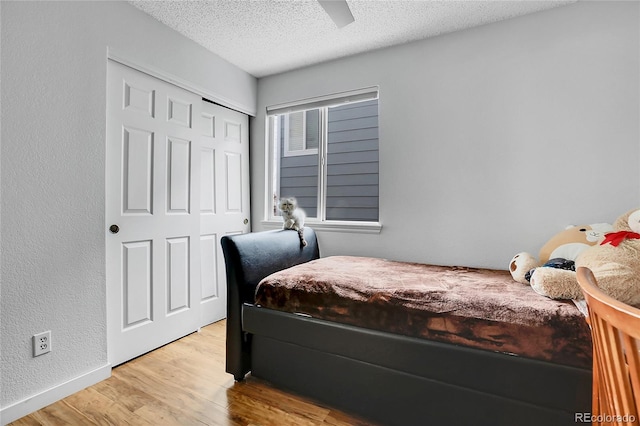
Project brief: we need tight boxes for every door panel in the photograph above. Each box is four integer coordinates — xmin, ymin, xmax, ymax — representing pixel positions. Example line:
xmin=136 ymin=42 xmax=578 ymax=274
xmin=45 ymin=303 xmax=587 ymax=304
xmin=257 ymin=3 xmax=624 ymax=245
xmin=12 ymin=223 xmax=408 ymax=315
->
xmin=122 ymin=240 xmax=152 ymax=328
xmin=107 ymin=61 xmax=202 ymax=366
xmin=123 ymin=80 xmax=155 ymax=117
xmin=199 ymin=101 xmax=250 ymax=326
xmin=225 ymin=152 xmax=243 ymax=213
xmin=122 ymin=127 xmax=154 ymax=214
xmin=168 ymin=97 xmax=192 ymax=128
xmin=166 ymin=236 xmax=190 ymax=313
xmin=224 ymin=120 xmax=241 ymax=142
xmin=200 ymin=234 xmax=219 ymax=300
xmin=167 ymin=137 xmax=191 ymax=213
xmin=200 ymin=148 xmax=216 ymax=214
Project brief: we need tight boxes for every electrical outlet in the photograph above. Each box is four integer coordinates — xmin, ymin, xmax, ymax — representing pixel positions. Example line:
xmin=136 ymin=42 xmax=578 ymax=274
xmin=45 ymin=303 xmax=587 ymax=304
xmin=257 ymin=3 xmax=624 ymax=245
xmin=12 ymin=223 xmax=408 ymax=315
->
xmin=33 ymin=331 xmax=51 ymax=357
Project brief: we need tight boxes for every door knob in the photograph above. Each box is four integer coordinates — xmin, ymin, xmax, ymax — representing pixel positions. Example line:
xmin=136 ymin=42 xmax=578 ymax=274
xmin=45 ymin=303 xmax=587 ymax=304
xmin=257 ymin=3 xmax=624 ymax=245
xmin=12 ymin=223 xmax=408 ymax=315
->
xmin=109 ymin=224 xmax=120 ymax=234
xmin=243 ymin=218 xmax=249 ymax=225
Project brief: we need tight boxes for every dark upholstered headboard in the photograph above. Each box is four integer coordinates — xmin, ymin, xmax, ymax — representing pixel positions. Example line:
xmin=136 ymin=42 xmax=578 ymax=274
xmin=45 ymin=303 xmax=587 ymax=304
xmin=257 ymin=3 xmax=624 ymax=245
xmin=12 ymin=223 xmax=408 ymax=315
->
xmin=221 ymin=228 xmax=320 ymax=380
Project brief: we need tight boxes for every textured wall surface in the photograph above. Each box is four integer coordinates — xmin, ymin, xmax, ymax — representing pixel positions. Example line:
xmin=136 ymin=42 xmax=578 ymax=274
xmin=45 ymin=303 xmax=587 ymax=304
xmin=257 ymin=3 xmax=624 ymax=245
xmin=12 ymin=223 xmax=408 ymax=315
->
xmin=0 ymin=0 xmax=256 ymax=412
xmin=253 ymin=1 xmax=640 ymax=269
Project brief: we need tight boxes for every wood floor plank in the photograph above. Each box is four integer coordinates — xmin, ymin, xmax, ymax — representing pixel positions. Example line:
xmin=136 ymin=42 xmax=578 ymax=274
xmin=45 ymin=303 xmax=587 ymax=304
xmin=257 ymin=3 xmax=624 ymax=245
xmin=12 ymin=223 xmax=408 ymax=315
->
xmin=132 ymin=399 xmax=211 ymax=426
xmin=113 ymin=362 xmax=225 ymax=422
xmin=5 ymin=416 xmax=40 ymax=426
xmin=123 ymin=355 xmax=232 ymax=410
xmin=149 ymin=339 xmax=232 ymax=388
xmin=227 ymin=392 xmax=319 ymax=426
xmin=227 ymin=378 xmax=331 ymax=423
xmin=9 ymin=320 xmax=376 ymax=426
xmin=28 ymin=399 xmax=93 ymax=425
xmin=91 ymin=375 xmax=157 ymax=413
xmin=63 ymin=387 xmax=154 ymax=426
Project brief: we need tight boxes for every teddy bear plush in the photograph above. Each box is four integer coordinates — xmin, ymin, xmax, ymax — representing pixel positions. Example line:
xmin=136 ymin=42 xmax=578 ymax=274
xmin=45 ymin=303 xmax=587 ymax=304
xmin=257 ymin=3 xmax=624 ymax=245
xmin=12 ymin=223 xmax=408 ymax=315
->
xmin=530 ymin=208 xmax=640 ymax=307
xmin=509 ymin=222 xmax=613 ymax=285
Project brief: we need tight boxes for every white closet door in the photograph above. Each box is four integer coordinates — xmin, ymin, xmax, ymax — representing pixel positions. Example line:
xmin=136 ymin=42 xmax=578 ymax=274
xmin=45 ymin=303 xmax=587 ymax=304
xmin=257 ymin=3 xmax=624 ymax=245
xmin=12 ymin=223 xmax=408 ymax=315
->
xmin=106 ymin=60 xmax=203 ymax=366
xmin=199 ymin=101 xmax=251 ymax=326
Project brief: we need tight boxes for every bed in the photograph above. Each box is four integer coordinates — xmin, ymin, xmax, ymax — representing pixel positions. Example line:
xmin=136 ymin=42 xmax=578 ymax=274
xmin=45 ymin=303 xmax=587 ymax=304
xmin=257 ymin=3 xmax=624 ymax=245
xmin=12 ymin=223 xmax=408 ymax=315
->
xmin=221 ymin=228 xmax=592 ymax=426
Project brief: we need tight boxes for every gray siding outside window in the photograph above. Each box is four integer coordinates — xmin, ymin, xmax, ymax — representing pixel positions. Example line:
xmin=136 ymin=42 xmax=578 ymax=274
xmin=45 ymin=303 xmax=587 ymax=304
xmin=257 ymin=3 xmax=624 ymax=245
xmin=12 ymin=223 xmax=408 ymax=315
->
xmin=326 ymin=99 xmax=379 ymax=221
xmin=278 ymin=99 xmax=379 ymax=221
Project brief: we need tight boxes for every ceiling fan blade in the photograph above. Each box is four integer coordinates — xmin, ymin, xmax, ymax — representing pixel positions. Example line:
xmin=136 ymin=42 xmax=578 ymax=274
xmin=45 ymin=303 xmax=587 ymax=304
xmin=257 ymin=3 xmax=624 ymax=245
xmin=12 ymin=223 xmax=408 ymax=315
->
xmin=317 ymin=0 xmax=355 ymax=28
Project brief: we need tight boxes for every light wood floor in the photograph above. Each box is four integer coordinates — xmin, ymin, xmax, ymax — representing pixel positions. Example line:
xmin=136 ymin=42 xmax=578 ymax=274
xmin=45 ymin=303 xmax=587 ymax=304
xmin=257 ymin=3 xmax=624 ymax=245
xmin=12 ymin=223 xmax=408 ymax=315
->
xmin=10 ymin=320 xmax=374 ymax=426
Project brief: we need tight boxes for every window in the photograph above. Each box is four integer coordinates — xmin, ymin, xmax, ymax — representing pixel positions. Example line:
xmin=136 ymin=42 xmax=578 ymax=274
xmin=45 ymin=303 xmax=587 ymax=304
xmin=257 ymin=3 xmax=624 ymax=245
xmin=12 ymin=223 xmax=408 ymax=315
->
xmin=266 ymin=87 xmax=380 ymax=229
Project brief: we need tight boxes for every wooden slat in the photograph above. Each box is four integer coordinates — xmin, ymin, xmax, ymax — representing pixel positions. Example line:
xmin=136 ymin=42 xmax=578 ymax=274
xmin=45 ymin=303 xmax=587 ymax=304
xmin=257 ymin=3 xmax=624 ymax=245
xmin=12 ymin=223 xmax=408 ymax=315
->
xmin=9 ymin=320 xmax=375 ymax=426
xmin=576 ymin=267 xmax=640 ymax=426
xmin=327 ymin=138 xmax=378 ymax=154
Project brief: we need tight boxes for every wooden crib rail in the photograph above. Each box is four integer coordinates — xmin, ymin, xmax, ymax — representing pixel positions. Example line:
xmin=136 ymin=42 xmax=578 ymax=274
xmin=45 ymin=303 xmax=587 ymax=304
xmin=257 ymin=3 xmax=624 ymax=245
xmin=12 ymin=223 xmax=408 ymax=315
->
xmin=576 ymin=267 xmax=640 ymax=426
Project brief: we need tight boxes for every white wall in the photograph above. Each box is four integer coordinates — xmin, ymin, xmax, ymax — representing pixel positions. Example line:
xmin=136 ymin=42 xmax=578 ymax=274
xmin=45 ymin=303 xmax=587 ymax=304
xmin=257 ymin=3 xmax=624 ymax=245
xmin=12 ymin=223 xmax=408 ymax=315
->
xmin=0 ymin=1 xmax=256 ymax=421
xmin=252 ymin=1 xmax=639 ymax=269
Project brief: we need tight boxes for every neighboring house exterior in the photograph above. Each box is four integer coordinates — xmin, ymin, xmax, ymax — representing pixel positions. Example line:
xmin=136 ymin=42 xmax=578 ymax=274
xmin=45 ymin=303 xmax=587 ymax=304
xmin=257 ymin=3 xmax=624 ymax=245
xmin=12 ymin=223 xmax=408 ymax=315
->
xmin=278 ymin=99 xmax=379 ymax=221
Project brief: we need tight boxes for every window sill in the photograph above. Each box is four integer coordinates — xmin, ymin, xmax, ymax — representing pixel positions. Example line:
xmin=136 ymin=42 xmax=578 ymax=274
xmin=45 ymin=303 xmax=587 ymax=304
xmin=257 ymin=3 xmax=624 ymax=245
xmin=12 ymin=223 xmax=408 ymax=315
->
xmin=261 ymin=220 xmax=382 ymax=234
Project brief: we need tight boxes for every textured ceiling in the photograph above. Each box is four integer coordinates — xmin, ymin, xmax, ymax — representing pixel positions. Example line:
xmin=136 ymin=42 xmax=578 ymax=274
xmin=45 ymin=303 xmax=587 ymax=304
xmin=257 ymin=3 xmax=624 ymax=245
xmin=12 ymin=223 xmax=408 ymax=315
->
xmin=130 ymin=0 xmax=576 ymax=78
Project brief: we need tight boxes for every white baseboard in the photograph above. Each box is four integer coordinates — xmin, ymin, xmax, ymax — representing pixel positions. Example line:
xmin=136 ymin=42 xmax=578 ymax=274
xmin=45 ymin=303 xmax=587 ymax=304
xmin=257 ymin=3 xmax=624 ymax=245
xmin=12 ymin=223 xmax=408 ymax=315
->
xmin=0 ymin=363 xmax=111 ymax=425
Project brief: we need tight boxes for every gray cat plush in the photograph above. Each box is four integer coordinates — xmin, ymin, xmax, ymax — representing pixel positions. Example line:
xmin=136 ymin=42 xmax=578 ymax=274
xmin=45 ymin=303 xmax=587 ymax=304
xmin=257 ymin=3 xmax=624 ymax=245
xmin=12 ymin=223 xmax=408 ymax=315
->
xmin=278 ymin=197 xmax=307 ymax=247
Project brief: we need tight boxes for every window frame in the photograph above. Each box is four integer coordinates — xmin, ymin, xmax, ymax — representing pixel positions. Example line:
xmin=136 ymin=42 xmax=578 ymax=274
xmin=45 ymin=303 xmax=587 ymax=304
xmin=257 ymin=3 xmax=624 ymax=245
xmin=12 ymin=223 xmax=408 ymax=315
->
xmin=263 ymin=87 xmax=382 ymax=234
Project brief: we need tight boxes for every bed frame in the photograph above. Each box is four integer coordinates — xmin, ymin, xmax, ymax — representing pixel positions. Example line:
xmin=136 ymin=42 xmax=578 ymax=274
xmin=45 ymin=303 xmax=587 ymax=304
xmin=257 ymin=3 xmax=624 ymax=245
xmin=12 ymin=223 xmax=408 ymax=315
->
xmin=221 ymin=229 xmax=591 ymax=426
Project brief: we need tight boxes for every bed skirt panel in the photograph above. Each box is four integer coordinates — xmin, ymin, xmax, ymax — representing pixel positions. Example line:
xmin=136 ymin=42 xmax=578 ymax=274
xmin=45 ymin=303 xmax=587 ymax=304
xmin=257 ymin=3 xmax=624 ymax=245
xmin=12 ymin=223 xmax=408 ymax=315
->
xmin=244 ymin=305 xmax=590 ymax=425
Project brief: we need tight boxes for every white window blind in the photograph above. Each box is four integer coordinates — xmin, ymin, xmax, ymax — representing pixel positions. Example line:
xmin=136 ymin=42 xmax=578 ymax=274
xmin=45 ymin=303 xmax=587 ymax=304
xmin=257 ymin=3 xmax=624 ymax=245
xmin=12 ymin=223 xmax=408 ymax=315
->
xmin=267 ymin=86 xmax=378 ymax=116
xmin=287 ymin=112 xmax=305 ymax=152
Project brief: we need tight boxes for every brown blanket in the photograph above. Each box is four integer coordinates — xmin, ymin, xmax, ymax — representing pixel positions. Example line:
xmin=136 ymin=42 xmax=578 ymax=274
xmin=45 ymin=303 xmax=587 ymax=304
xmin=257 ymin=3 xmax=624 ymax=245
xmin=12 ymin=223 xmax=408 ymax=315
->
xmin=256 ymin=256 xmax=592 ymax=369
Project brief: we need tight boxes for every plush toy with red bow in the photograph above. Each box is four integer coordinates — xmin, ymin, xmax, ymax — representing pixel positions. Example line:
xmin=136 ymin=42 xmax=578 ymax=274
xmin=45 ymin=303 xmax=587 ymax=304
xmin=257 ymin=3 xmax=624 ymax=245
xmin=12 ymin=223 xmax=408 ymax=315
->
xmin=509 ymin=223 xmax=613 ymax=285
xmin=530 ymin=208 xmax=640 ymax=307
